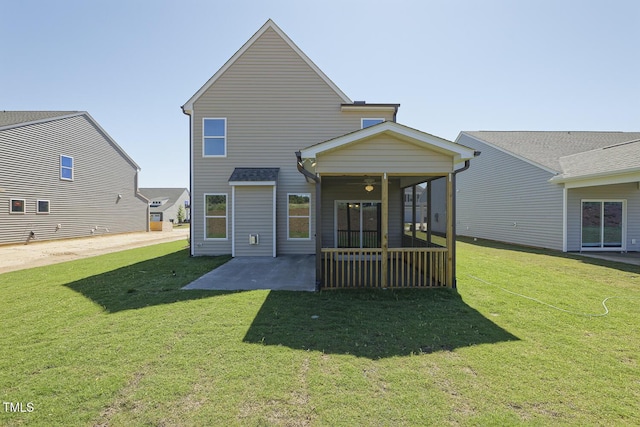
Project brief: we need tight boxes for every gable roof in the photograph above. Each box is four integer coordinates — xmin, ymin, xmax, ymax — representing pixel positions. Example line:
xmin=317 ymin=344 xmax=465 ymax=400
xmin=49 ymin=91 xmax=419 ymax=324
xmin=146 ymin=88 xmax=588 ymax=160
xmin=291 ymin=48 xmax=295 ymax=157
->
xmin=301 ymin=121 xmax=477 ymax=162
xmin=139 ymin=188 xmax=189 ymax=211
xmin=463 ymin=131 xmax=640 ymax=172
xmin=182 ymin=19 xmax=351 ymax=113
xmin=0 ymin=111 xmax=141 ymax=171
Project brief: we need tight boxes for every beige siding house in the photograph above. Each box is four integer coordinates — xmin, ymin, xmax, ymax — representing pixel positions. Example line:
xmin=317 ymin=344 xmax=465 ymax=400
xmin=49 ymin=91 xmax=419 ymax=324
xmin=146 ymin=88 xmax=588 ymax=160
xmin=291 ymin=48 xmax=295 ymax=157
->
xmin=456 ymin=131 xmax=640 ymax=253
xmin=182 ymin=20 xmax=477 ymax=289
xmin=0 ymin=111 xmax=149 ymax=245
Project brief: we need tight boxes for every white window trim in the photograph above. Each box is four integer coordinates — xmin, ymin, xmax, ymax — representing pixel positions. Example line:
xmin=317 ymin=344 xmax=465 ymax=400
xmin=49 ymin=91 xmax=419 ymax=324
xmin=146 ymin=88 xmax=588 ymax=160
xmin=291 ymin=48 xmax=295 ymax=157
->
xmin=287 ymin=193 xmax=311 ymax=240
xmin=580 ymin=199 xmax=626 ymax=251
xmin=361 ymin=118 xmax=385 ymax=129
xmin=204 ymin=193 xmax=228 ymax=240
xmin=36 ymin=199 xmax=50 ymax=214
xmin=202 ymin=118 xmax=227 ymax=158
xmin=334 ymin=200 xmax=382 ymax=248
xmin=10 ymin=198 xmax=26 ymax=214
xmin=60 ymin=155 xmax=74 ymax=181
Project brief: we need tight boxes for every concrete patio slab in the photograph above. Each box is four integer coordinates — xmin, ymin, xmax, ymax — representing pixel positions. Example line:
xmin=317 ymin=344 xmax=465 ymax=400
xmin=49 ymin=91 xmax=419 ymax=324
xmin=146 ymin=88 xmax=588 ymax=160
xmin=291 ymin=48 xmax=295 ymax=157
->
xmin=182 ymin=255 xmax=316 ymax=291
xmin=574 ymin=251 xmax=640 ymax=266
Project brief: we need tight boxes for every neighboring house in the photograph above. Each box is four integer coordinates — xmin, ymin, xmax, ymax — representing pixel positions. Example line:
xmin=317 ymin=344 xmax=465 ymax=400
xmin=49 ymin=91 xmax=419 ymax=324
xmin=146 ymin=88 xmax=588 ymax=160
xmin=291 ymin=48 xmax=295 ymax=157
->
xmin=456 ymin=131 xmax=640 ymax=253
xmin=182 ymin=20 xmax=477 ymax=289
xmin=139 ymin=188 xmax=190 ymax=230
xmin=0 ymin=111 xmax=149 ymax=244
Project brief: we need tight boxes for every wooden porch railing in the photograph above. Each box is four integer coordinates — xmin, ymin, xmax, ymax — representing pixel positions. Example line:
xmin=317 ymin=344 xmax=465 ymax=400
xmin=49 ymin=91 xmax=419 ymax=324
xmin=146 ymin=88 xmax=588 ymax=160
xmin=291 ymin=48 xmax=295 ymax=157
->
xmin=321 ymin=247 xmax=449 ymax=289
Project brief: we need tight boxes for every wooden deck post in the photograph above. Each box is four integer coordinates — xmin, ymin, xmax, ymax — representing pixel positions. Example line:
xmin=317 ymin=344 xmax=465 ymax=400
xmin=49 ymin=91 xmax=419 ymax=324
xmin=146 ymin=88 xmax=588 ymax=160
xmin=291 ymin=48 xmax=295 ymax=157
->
xmin=446 ymin=173 xmax=454 ymax=287
xmin=381 ymin=172 xmax=388 ymax=288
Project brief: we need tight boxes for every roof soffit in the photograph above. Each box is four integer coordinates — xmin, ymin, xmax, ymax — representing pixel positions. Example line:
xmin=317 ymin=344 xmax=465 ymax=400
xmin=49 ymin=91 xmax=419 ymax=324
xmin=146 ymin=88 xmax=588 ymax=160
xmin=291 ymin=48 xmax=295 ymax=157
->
xmin=182 ymin=19 xmax=351 ymax=112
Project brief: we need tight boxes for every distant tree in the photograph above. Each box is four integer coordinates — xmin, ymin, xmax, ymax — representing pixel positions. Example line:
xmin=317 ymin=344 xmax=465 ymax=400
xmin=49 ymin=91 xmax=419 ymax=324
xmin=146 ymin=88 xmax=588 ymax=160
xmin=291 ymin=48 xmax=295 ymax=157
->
xmin=177 ymin=204 xmax=185 ymax=223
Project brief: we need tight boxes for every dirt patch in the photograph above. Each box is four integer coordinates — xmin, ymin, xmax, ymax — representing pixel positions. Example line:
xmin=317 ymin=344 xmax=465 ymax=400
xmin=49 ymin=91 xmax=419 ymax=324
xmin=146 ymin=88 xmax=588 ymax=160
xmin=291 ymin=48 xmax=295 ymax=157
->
xmin=0 ymin=228 xmax=190 ymax=274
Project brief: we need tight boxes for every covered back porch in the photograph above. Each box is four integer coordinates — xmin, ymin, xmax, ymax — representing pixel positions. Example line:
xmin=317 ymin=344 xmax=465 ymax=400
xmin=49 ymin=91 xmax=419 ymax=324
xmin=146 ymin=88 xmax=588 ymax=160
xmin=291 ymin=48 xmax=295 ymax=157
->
xmin=298 ymin=121 xmax=477 ymax=290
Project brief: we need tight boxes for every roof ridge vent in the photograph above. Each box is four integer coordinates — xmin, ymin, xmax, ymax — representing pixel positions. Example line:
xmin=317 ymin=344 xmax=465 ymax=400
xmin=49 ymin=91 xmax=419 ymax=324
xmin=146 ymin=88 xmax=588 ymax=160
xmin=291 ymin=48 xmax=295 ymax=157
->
xmin=353 ymin=101 xmax=366 ymax=105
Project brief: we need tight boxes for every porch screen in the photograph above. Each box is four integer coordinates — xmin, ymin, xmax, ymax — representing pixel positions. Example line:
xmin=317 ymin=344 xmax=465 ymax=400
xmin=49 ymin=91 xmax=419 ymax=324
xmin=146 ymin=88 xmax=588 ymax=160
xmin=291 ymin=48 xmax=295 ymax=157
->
xmin=336 ymin=202 xmax=381 ymax=248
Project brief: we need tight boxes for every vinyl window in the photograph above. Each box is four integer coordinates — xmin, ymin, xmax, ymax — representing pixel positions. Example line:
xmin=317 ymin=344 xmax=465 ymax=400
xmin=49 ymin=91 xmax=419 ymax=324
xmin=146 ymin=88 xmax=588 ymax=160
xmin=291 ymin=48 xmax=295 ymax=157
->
xmin=361 ymin=118 xmax=384 ymax=129
xmin=61 ymin=155 xmax=74 ymax=180
xmin=205 ymin=193 xmax=227 ymax=239
xmin=37 ymin=200 xmax=50 ymax=214
xmin=203 ymin=118 xmax=227 ymax=157
xmin=10 ymin=199 xmax=25 ymax=214
xmin=288 ymin=193 xmax=311 ymax=239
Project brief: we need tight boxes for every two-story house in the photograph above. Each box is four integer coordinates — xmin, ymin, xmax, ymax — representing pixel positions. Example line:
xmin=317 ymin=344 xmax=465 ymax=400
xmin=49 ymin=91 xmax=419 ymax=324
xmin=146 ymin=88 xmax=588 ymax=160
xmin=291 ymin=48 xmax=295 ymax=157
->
xmin=0 ymin=111 xmax=149 ymax=244
xmin=182 ymin=20 xmax=477 ymax=289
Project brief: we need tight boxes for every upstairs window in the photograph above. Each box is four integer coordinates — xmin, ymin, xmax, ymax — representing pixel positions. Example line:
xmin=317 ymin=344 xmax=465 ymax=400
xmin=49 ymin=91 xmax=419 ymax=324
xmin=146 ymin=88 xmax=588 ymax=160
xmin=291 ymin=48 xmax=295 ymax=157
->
xmin=61 ymin=155 xmax=74 ymax=180
xmin=362 ymin=118 xmax=384 ymax=129
xmin=203 ymin=118 xmax=227 ymax=157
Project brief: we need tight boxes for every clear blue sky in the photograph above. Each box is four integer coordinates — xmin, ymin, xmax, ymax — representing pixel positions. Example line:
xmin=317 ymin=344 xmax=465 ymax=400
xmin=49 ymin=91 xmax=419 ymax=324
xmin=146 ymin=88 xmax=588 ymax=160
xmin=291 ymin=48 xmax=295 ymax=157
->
xmin=3 ymin=0 xmax=638 ymax=189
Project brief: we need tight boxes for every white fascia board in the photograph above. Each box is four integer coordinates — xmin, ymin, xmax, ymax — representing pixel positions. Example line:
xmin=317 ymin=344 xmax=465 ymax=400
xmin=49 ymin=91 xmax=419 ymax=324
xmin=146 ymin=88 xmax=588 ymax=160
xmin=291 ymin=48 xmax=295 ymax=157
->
xmin=457 ymin=132 xmax=559 ymax=175
xmin=182 ymin=19 xmax=351 ymax=111
xmin=228 ymin=181 xmax=277 ymax=187
xmin=302 ymin=122 xmax=476 ymax=160
xmin=549 ymin=168 xmax=640 ymax=189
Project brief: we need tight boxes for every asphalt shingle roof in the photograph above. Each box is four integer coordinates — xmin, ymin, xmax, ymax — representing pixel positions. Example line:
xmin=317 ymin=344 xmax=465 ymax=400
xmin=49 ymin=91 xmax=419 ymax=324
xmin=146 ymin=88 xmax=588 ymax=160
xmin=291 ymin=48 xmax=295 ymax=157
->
xmin=228 ymin=168 xmax=280 ymax=182
xmin=464 ymin=131 xmax=640 ymax=172
xmin=557 ymin=139 xmax=640 ymax=180
xmin=0 ymin=111 xmax=79 ymax=128
xmin=139 ymin=188 xmax=189 ymax=212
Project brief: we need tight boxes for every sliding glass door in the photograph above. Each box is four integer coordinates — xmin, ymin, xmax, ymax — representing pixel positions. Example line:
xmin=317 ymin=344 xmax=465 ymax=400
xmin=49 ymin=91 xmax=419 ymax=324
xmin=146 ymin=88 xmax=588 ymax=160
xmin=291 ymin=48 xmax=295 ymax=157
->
xmin=581 ymin=200 xmax=624 ymax=250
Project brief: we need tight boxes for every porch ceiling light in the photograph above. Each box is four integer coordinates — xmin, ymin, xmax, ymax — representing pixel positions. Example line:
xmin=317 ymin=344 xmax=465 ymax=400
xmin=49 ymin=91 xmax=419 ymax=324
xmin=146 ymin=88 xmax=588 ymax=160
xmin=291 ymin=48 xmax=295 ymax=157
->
xmin=365 ymin=183 xmax=374 ymax=192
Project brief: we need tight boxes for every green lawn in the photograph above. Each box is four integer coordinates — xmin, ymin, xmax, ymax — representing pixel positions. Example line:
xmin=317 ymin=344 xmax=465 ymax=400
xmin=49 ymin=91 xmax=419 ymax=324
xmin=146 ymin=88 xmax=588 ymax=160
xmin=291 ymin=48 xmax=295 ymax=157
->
xmin=1 ymin=239 xmax=638 ymax=426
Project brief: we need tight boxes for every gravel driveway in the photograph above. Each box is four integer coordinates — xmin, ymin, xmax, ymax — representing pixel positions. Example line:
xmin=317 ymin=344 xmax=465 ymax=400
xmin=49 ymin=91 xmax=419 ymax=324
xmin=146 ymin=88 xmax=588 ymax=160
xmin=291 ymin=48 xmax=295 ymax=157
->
xmin=0 ymin=228 xmax=190 ymax=274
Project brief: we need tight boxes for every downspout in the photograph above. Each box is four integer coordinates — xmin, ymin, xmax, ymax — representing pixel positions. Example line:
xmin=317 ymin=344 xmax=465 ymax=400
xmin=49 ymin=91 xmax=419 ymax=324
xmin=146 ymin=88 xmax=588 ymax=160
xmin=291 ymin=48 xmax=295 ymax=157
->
xmin=450 ymin=151 xmax=481 ymax=289
xmin=296 ymin=151 xmax=322 ymax=291
xmin=181 ymin=105 xmax=194 ymax=256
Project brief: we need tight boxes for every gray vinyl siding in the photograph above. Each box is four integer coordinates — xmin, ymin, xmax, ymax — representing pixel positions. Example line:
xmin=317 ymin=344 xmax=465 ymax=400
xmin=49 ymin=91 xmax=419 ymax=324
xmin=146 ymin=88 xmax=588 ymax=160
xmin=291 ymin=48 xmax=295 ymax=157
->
xmin=233 ymin=186 xmax=274 ymax=256
xmin=455 ymin=133 xmax=564 ymax=250
xmin=320 ymin=178 xmax=403 ymax=248
xmin=566 ymin=183 xmax=640 ymax=252
xmin=0 ymin=114 xmax=148 ymax=245
xmin=190 ymin=27 xmax=393 ymax=256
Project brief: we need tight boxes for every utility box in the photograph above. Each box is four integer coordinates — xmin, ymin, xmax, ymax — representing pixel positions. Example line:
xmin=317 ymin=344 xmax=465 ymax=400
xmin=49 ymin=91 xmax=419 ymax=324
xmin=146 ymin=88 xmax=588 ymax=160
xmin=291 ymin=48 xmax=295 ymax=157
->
xmin=249 ymin=234 xmax=259 ymax=245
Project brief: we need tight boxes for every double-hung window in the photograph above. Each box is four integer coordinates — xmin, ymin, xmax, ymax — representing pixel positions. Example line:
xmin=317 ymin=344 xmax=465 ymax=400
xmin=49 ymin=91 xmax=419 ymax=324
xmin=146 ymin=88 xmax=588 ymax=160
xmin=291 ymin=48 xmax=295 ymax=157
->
xmin=61 ymin=155 xmax=74 ymax=180
xmin=203 ymin=118 xmax=226 ymax=157
xmin=205 ymin=194 xmax=227 ymax=239
xmin=288 ymin=193 xmax=311 ymax=239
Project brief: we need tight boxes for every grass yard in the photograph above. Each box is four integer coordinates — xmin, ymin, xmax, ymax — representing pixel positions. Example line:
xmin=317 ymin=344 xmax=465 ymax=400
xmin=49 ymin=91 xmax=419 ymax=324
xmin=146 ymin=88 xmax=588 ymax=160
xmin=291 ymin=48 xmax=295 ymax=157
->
xmin=1 ymin=239 xmax=638 ymax=426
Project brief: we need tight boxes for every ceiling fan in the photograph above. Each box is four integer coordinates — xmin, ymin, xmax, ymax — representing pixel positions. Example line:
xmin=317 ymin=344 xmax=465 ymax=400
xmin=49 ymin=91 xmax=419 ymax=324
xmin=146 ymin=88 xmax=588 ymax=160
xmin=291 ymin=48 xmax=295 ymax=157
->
xmin=346 ymin=178 xmax=378 ymax=192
